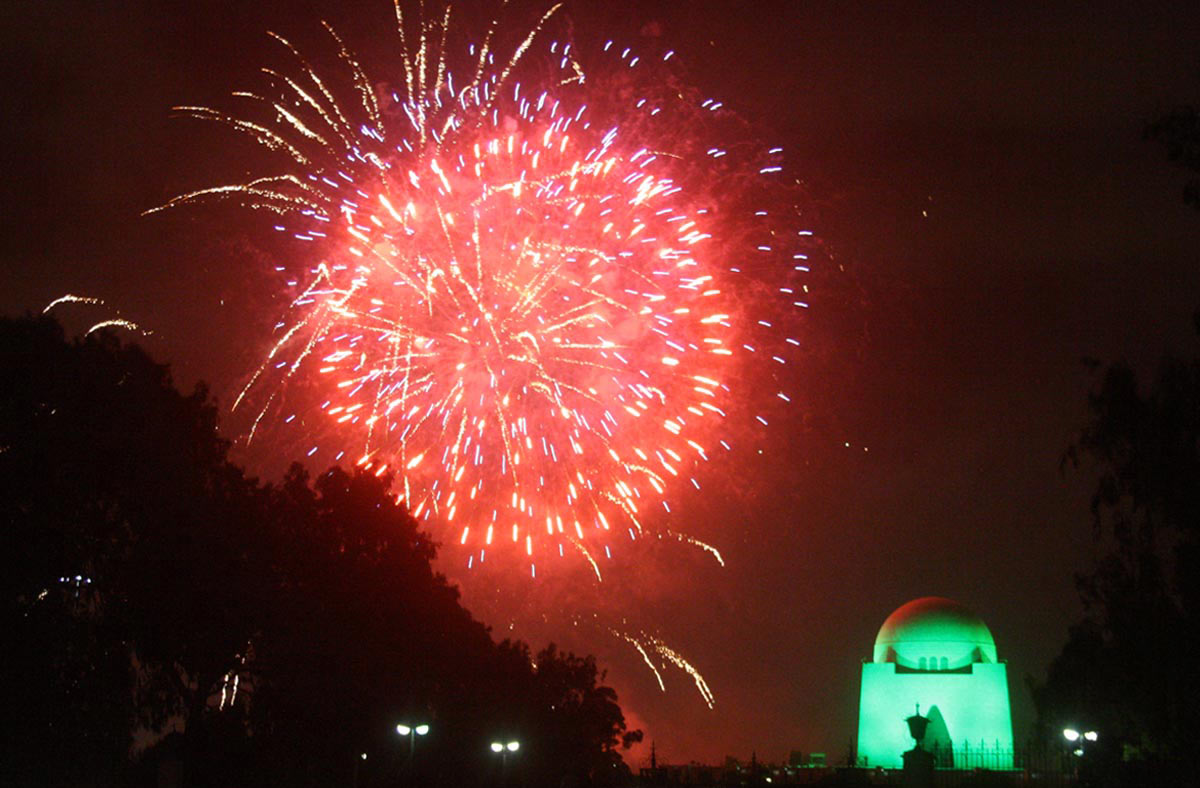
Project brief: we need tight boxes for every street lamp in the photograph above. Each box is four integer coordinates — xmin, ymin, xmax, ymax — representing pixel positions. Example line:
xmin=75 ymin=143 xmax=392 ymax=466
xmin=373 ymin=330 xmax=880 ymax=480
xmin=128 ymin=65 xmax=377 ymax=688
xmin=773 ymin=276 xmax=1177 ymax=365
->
xmin=397 ymin=723 xmax=431 ymax=768
xmin=1063 ymin=728 xmax=1097 ymax=757
xmin=490 ymin=740 xmax=520 ymax=769
xmin=353 ymin=752 xmax=368 ymax=788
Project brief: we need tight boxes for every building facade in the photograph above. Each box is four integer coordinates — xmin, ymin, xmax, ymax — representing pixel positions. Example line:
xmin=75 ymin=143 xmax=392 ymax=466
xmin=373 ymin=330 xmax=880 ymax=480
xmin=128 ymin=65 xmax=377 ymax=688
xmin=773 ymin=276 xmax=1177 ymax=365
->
xmin=856 ymin=597 xmax=1013 ymax=769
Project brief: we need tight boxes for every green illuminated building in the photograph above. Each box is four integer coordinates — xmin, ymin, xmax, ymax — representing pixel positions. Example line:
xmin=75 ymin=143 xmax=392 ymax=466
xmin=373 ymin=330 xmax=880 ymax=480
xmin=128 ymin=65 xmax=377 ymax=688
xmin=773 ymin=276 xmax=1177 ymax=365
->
xmin=856 ymin=597 xmax=1013 ymax=769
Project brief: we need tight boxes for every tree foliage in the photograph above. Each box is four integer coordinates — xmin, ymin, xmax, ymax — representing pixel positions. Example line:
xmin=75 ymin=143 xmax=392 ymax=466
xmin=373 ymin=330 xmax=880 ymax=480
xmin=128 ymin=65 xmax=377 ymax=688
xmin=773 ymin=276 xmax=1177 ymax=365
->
xmin=1147 ymin=106 xmax=1200 ymax=210
xmin=0 ymin=315 xmax=639 ymax=787
xmin=1036 ymin=317 xmax=1200 ymax=782
xmin=1 ymin=315 xmax=258 ymax=783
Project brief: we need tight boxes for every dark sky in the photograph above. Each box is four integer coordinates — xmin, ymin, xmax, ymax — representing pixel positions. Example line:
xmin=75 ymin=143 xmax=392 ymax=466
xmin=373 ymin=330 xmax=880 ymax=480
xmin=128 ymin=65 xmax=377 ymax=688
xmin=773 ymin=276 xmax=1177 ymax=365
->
xmin=4 ymin=0 xmax=1200 ymax=767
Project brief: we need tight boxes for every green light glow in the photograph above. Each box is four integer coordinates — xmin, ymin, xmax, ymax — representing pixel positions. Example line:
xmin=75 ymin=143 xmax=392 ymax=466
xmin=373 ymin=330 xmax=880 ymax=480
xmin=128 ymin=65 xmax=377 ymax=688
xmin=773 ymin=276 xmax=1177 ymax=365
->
xmin=873 ymin=597 xmax=998 ymax=668
xmin=857 ymin=598 xmax=1013 ymax=769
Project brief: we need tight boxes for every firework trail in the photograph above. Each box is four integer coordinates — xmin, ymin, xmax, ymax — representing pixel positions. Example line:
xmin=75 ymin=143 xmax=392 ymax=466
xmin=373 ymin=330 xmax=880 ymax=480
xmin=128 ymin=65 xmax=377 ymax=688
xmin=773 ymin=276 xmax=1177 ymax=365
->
xmin=153 ymin=0 xmax=818 ymax=707
xmin=43 ymin=294 xmax=150 ymax=337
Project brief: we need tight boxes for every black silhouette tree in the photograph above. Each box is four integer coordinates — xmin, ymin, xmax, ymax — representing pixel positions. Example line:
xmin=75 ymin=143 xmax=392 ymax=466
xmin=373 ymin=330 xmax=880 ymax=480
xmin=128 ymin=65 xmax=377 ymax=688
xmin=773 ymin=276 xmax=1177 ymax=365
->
xmin=1037 ymin=317 xmax=1200 ymax=781
xmin=1 ymin=315 xmax=640 ymax=787
xmin=1148 ymin=105 xmax=1200 ymax=210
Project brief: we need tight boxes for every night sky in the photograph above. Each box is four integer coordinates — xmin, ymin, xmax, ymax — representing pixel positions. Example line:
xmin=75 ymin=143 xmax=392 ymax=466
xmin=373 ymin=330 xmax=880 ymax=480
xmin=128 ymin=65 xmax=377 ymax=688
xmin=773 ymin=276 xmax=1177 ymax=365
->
xmin=4 ymin=0 xmax=1200 ymax=767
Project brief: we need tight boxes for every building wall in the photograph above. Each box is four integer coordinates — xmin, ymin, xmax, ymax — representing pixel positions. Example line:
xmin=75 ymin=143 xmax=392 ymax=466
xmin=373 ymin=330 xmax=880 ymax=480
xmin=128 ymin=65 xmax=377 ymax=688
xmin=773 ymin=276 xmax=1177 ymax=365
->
xmin=857 ymin=663 xmax=1013 ymax=769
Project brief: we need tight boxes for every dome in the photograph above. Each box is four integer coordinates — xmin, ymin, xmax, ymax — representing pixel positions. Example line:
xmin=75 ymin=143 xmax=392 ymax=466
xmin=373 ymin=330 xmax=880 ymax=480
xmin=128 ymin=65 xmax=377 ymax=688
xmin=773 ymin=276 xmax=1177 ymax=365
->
xmin=872 ymin=597 xmax=997 ymax=669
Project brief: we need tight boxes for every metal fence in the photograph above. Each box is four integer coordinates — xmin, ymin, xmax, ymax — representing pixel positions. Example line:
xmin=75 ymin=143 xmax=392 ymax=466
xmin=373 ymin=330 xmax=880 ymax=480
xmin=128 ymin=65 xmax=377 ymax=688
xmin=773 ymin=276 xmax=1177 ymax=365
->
xmin=639 ymin=744 xmax=1079 ymax=787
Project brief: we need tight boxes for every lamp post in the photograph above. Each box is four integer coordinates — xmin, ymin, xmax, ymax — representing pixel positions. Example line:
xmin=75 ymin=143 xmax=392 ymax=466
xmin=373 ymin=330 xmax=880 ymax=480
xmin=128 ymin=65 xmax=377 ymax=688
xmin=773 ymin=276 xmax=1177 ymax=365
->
xmin=396 ymin=723 xmax=430 ymax=771
xmin=1062 ymin=728 xmax=1098 ymax=758
xmin=1063 ymin=727 xmax=1098 ymax=780
xmin=490 ymin=740 xmax=520 ymax=776
xmin=353 ymin=752 xmax=367 ymax=788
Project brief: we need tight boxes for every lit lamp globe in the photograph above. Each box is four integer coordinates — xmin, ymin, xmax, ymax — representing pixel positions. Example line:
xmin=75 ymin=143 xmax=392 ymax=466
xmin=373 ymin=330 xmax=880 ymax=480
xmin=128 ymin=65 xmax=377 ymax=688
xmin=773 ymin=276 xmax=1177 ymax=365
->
xmin=396 ymin=724 xmax=430 ymax=736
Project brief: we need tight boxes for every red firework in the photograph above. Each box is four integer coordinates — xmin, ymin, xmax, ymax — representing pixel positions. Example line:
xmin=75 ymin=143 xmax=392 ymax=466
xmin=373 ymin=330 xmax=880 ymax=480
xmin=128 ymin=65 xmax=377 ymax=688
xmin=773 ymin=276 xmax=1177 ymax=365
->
xmin=150 ymin=1 xmax=814 ymax=586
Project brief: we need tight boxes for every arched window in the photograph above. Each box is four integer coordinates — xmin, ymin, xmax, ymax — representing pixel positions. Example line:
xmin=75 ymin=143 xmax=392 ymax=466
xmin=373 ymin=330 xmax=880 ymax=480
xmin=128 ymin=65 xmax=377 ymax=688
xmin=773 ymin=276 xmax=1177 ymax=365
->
xmin=919 ymin=657 xmax=927 ymax=670
xmin=940 ymin=657 xmax=948 ymax=670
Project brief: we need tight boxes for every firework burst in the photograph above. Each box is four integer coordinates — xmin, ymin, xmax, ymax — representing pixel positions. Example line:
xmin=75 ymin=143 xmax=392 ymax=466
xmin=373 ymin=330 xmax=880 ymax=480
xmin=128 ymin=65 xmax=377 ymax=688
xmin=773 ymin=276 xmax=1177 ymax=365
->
xmin=152 ymin=0 xmax=816 ymax=687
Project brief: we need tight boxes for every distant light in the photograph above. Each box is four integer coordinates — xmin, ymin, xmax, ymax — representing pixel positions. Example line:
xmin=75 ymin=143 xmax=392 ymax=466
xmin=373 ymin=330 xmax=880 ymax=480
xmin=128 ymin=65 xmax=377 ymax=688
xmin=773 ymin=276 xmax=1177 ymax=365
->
xmin=1062 ymin=729 xmax=1080 ymax=742
xmin=1084 ymin=731 xmax=1098 ymax=742
xmin=507 ymin=741 xmax=520 ymax=752
xmin=360 ymin=753 xmax=368 ymax=761
xmin=1073 ymin=748 xmax=1084 ymax=757
xmin=397 ymin=724 xmax=411 ymax=736
xmin=415 ymin=724 xmax=430 ymax=736
xmin=491 ymin=742 xmax=504 ymax=753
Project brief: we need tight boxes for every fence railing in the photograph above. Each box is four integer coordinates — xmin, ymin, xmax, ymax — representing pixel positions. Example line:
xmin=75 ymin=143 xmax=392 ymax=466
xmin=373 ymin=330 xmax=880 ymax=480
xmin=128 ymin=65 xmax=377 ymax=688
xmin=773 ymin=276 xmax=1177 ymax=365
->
xmin=639 ymin=743 xmax=1079 ymax=786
